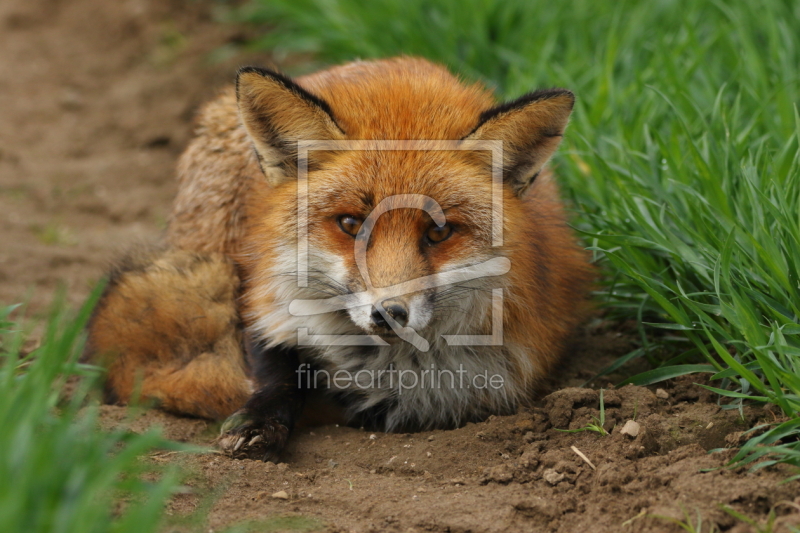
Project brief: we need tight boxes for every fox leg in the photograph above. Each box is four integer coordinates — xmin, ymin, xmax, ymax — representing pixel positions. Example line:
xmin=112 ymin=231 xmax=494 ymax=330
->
xmin=218 ymin=340 xmax=305 ymax=462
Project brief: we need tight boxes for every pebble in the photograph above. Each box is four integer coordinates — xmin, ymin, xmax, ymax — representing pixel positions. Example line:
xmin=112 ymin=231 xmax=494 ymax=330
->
xmin=271 ymin=490 xmax=289 ymax=500
xmin=543 ymin=469 xmax=565 ymax=485
xmin=620 ymin=420 xmax=641 ymax=438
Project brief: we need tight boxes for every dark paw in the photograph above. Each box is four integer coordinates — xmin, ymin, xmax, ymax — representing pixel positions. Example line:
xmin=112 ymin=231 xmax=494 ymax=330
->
xmin=217 ymin=409 xmax=289 ymax=462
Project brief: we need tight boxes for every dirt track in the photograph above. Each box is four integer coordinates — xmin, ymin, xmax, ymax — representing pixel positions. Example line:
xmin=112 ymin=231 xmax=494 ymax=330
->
xmin=0 ymin=0 xmax=258 ymax=313
xmin=1 ymin=1 xmax=798 ymax=531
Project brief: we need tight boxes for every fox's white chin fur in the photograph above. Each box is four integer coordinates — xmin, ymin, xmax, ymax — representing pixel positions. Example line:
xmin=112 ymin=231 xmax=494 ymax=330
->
xmin=245 ymin=247 xmax=534 ymax=432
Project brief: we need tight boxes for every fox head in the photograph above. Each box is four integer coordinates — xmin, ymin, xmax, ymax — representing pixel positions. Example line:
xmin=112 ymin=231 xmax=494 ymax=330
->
xmin=236 ymin=58 xmax=574 ymax=348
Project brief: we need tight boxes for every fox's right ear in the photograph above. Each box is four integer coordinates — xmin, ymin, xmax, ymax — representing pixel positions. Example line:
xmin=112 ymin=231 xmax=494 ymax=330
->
xmin=464 ymin=88 xmax=574 ymax=196
xmin=236 ymin=67 xmax=345 ymax=184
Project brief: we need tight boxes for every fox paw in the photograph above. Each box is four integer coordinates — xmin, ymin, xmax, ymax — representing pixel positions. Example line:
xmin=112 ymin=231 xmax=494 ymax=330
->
xmin=217 ymin=409 xmax=289 ymax=462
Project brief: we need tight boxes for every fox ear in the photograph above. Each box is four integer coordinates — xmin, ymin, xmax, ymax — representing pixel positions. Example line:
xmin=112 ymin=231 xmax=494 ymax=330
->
xmin=236 ymin=66 xmax=345 ymax=182
xmin=464 ymin=89 xmax=574 ymax=196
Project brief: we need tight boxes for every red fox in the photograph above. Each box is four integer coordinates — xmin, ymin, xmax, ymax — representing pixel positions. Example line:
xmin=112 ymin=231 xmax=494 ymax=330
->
xmin=84 ymin=57 xmax=592 ymax=460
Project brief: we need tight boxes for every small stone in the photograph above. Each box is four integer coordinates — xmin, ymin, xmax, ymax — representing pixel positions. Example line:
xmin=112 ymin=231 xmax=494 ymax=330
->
xmin=271 ymin=490 xmax=289 ymax=500
xmin=369 ymin=434 xmax=377 ymax=440
xmin=543 ymin=469 xmax=565 ymax=486
xmin=450 ymin=477 xmax=466 ymax=485
xmin=656 ymin=388 xmax=669 ymax=399
xmin=706 ymin=422 xmax=714 ymax=429
xmin=620 ymin=420 xmax=641 ymax=438
xmin=427 ymin=435 xmax=435 ymax=442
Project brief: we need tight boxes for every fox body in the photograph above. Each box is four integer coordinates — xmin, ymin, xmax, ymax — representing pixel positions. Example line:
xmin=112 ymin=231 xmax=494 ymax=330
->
xmin=85 ymin=57 xmax=592 ymax=458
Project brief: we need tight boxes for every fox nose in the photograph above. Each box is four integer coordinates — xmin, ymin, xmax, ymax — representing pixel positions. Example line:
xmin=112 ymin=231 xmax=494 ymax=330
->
xmin=371 ymin=300 xmax=409 ymax=329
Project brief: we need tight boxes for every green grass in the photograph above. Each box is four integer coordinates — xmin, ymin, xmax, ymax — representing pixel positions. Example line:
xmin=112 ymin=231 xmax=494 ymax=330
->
xmin=234 ymin=0 xmax=800 ymax=471
xmin=0 ymin=294 xmax=185 ymax=533
xmin=0 ymin=296 xmax=313 ymax=533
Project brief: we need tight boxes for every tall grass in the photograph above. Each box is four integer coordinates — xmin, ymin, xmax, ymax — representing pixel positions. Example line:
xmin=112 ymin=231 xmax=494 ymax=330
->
xmin=235 ymin=0 xmax=800 ymax=470
xmin=0 ymin=294 xmax=184 ymax=533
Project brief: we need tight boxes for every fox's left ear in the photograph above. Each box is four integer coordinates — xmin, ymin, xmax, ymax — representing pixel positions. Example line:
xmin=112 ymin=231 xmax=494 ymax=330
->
xmin=464 ymin=89 xmax=574 ymax=196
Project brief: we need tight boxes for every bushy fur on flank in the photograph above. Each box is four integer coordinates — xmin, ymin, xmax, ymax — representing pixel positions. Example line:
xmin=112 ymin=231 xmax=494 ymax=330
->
xmin=84 ymin=57 xmax=593 ymax=459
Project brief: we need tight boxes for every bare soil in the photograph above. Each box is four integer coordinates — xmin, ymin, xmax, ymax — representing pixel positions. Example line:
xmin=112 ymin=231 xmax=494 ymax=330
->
xmin=106 ymin=371 xmax=800 ymax=533
xmin=1 ymin=1 xmax=798 ymax=531
xmin=0 ymin=0 xmax=261 ymax=313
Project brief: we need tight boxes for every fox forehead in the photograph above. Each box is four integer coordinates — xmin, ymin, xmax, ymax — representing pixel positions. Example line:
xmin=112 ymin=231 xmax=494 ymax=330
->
xmin=307 ymin=149 xmax=493 ymax=214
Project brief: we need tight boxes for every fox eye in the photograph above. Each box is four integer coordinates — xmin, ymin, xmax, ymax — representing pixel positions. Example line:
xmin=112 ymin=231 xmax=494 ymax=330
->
xmin=337 ymin=215 xmax=362 ymax=237
xmin=425 ymin=223 xmax=453 ymax=244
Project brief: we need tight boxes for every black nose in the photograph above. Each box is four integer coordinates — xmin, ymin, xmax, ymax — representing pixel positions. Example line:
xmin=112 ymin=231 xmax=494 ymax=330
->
xmin=371 ymin=300 xmax=409 ymax=328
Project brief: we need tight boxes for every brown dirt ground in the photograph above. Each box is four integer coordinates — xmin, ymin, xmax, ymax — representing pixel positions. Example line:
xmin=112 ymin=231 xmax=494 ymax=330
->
xmin=118 ymin=374 xmax=800 ymax=533
xmin=2 ymin=1 xmax=798 ymax=532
